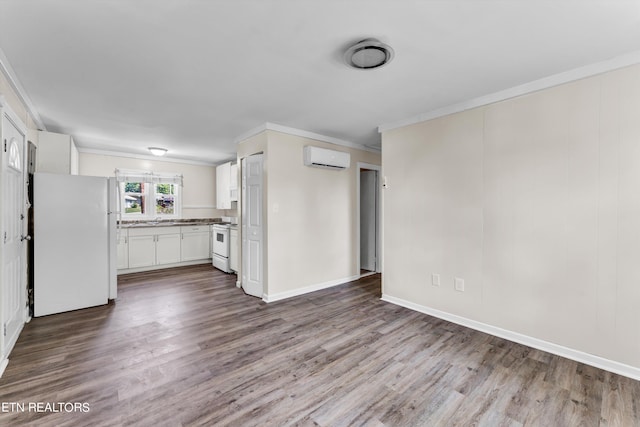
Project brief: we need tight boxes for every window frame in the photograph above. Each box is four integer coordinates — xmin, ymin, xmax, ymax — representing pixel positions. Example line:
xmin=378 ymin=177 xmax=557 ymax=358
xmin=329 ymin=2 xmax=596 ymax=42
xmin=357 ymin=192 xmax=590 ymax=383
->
xmin=116 ymin=169 xmax=183 ymax=220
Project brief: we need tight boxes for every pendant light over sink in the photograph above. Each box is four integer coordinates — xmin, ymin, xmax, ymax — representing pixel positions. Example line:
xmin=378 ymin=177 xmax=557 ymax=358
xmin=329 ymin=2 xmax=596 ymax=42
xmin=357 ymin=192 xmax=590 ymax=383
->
xmin=344 ymin=38 xmax=394 ymax=70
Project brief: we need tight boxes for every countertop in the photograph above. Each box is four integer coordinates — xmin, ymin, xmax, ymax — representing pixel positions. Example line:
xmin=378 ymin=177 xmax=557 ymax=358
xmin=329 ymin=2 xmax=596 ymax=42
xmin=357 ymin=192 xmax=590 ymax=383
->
xmin=119 ymin=218 xmax=222 ymax=229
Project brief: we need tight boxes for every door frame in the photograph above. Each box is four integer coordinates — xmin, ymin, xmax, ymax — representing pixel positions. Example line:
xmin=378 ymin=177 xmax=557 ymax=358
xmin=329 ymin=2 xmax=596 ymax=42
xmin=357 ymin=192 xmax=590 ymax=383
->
xmin=0 ymin=95 xmax=29 ymax=376
xmin=356 ymin=162 xmax=382 ymax=276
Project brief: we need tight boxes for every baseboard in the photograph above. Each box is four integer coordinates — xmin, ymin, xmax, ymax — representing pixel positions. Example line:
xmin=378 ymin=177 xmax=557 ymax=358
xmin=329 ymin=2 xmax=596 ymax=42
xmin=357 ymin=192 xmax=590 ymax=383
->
xmin=359 ymin=271 xmax=377 ymax=278
xmin=118 ymin=259 xmax=211 ymax=275
xmin=381 ymin=294 xmax=640 ymax=381
xmin=263 ymin=274 xmax=361 ymax=303
xmin=0 ymin=357 xmax=8 ymax=379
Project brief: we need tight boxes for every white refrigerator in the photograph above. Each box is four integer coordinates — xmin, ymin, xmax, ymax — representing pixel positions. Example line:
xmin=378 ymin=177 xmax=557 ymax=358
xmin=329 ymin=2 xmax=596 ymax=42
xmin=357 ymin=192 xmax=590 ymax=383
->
xmin=34 ymin=173 xmax=117 ymax=317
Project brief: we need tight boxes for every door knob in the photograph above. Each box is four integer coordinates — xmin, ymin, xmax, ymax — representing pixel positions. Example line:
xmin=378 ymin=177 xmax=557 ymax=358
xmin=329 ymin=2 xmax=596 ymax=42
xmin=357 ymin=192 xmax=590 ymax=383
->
xmin=21 ymin=235 xmax=32 ymax=241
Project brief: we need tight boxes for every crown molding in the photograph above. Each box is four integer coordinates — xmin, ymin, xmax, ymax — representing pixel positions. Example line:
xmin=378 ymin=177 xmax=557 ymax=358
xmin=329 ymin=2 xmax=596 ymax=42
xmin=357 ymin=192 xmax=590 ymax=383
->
xmin=379 ymin=49 xmax=640 ymax=133
xmin=235 ymin=122 xmax=380 ymax=154
xmin=76 ymin=147 xmax=217 ymax=166
xmin=0 ymin=46 xmax=46 ymax=130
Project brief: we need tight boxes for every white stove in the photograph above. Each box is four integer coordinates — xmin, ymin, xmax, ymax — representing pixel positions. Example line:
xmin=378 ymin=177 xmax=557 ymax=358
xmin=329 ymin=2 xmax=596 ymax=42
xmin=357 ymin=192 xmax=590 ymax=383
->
xmin=212 ymin=218 xmax=235 ymax=273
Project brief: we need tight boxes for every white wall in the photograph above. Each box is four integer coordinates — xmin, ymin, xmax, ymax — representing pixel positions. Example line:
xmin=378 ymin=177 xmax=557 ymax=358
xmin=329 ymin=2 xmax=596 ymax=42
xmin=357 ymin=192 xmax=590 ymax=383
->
xmin=0 ymin=72 xmax=37 ymax=133
xmin=237 ymin=130 xmax=381 ymax=300
xmin=78 ymin=152 xmax=230 ymax=219
xmin=266 ymin=131 xmax=380 ymax=297
xmin=382 ymin=64 xmax=640 ymax=375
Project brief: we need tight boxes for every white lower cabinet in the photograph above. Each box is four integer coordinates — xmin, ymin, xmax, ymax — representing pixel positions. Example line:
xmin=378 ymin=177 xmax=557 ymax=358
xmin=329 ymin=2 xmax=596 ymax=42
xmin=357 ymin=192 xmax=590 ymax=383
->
xmin=156 ymin=234 xmax=182 ymax=265
xmin=229 ymin=227 xmax=238 ymax=272
xmin=181 ymin=225 xmax=211 ymax=261
xmin=127 ymin=227 xmax=181 ymax=269
xmin=128 ymin=235 xmax=156 ymax=268
xmin=117 ymin=231 xmax=129 ymax=270
xmin=119 ymin=224 xmax=215 ymax=273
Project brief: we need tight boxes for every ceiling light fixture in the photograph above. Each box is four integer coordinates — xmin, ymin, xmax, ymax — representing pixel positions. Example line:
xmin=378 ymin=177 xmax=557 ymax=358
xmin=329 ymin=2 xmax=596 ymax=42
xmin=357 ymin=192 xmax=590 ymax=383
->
xmin=148 ymin=147 xmax=168 ymax=156
xmin=344 ymin=38 xmax=394 ymax=70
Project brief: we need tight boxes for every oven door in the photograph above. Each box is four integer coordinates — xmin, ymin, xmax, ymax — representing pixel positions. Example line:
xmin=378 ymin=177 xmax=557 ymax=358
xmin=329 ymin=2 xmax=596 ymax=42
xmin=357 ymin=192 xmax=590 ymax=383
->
xmin=213 ymin=227 xmax=229 ymax=258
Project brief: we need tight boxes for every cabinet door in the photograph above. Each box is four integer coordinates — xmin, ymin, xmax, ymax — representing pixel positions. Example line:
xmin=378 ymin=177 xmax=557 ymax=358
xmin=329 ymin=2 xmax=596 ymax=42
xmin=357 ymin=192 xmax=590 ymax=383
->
xmin=229 ymin=229 xmax=238 ymax=272
xmin=128 ymin=235 xmax=156 ymax=268
xmin=230 ymin=163 xmax=238 ymax=202
xmin=37 ymin=131 xmax=75 ymax=174
xmin=181 ymin=231 xmax=211 ymax=261
xmin=117 ymin=234 xmax=129 ymax=270
xmin=156 ymin=233 xmax=181 ymax=265
xmin=216 ymin=162 xmax=231 ymax=209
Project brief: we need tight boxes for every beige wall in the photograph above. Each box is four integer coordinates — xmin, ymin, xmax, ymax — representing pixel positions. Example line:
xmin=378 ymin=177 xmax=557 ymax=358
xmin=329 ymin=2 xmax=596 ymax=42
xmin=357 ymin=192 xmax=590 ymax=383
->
xmin=382 ymin=64 xmax=640 ymax=370
xmin=78 ymin=152 xmax=230 ymax=219
xmin=267 ymin=131 xmax=380 ymax=296
xmin=237 ymin=130 xmax=381 ymax=299
xmin=0 ymin=71 xmax=38 ymax=134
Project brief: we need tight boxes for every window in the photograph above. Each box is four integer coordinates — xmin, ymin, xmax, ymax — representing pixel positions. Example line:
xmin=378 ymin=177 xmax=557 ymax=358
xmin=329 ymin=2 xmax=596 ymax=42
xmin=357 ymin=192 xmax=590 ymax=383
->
xmin=123 ymin=181 xmax=147 ymax=215
xmin=116 ymin=169 xmax=183 ymax=219
xmin=8 ymin=138 xmax=21 ymax=171
xmin=155 ymin=183 xmax=177 ymax=215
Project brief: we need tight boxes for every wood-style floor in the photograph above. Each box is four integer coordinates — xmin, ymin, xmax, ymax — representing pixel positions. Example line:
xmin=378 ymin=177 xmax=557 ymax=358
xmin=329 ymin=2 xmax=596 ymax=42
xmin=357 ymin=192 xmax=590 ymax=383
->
xmin=0 ymin=265 xmax=638 ymax=426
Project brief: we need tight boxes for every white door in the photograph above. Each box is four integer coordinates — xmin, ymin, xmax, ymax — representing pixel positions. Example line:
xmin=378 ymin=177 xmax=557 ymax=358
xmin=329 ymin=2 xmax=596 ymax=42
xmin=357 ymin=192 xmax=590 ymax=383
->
xmin=242 ymin=154 xmax=263 ymax=298
xmin=360 ymin=170 xmax=377 ymax=272
xmin=2 ymin=113 xmax=26 ymax=356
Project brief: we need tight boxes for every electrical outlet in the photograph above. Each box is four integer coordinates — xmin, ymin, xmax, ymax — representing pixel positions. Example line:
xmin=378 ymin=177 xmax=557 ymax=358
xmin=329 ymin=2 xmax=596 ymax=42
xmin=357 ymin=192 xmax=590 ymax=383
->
xmin=432 ymin=273 xmax=440 ymax=287
xmin=455 ymin=277 xmax=465 ymax=292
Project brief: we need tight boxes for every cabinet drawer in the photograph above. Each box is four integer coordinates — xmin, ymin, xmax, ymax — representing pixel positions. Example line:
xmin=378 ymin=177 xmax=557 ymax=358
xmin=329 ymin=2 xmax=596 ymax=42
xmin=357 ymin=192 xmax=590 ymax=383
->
xmin=180 ymin=225 xmax=210 ymax=233
xmin=128 ymin=226 xmax=181 ymax=236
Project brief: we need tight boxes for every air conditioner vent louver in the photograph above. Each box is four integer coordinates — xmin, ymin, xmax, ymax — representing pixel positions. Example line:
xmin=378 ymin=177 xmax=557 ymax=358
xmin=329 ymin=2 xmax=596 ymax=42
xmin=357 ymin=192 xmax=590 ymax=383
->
xmin=303 ymin=146 xmax=350 ymax=170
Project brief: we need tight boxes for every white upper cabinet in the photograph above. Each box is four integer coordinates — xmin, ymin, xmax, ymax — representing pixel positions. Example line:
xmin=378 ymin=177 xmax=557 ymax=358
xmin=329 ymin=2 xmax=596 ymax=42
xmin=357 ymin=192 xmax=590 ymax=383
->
xmin=37 ymin=131 xmax=79 ymax=175
xmin=216 ymin=161 xmax=237 ymax=209
xmin=230 ymin=163 xmax=238 ymax=202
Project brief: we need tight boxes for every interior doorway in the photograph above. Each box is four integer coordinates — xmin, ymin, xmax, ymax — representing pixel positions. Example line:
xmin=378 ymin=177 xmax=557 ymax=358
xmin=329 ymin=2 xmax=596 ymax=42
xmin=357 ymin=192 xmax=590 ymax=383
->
xmin=358 ymin=163 xmax=381 ymax=277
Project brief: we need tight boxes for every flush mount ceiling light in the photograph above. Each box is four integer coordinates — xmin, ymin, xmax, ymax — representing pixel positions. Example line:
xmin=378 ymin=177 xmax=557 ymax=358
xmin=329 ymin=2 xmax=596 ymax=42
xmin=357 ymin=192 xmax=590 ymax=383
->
xmin=344 ymin=38 xmax=394 ymax=70
xmin=148 ymin=147 xmax=168 ymax=156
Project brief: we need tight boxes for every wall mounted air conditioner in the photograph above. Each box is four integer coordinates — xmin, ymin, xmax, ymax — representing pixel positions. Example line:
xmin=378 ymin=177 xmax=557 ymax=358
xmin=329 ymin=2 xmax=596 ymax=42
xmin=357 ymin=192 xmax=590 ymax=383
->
xmin=303 ymin=146 xmax=350 ymax=170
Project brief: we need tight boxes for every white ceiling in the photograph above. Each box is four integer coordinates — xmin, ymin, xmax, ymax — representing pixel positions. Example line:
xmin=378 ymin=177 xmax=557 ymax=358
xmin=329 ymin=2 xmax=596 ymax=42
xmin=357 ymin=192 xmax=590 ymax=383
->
xmin=1 ymin=1 xmax=640 ymax=164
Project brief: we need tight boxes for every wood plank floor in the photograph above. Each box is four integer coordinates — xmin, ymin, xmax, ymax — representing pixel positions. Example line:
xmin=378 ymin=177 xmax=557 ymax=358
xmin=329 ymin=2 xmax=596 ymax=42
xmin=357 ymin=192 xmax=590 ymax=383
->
xmin=0 ymin=265 xmax=638 ymax=426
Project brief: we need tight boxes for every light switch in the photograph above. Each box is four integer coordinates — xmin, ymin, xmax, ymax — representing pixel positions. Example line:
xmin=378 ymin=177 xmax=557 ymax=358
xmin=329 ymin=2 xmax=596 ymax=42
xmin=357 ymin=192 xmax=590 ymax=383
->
xmin=273 ymin=203 xmax=279 ymax=213
xmin=455 ymin=277 xmax=465 ymax=292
